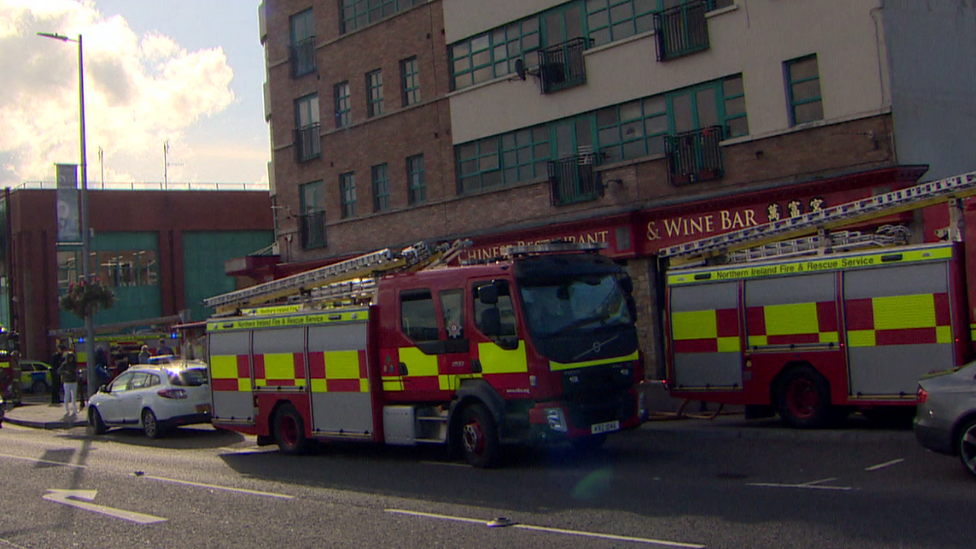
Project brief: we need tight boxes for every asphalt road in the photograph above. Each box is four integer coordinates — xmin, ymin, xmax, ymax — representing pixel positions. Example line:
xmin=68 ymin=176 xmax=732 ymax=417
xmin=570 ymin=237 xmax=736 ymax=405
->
xmin=0 ymin=418 xmax=972 ymax=549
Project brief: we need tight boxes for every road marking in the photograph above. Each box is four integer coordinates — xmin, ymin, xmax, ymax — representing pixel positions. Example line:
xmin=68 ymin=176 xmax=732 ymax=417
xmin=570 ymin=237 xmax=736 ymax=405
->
xmin=0 ymin=453 xmax=86 ymax=469
xmin=137 ymin=474 xmax=294 ymax=499
xmin=865 ymin=458 xmax=904 ymax=471
xmin=386 ymin=509 xmax=705 ymax=548
xmin=420 ymin=461 xmax=470 ymax=468
xmin=43 ymin=490 xmax=167 ymax=524
xmin=748 ymin=479 xmax=853 ymax=492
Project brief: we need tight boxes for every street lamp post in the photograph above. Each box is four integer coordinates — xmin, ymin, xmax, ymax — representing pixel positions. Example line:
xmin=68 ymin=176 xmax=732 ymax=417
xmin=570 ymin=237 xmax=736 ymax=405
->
xmin=38 ymin=32 xmax=96 ymax=405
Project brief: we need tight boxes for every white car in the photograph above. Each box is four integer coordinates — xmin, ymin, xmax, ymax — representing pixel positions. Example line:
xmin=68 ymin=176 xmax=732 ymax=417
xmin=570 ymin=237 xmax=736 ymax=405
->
xmin=87 ymin=361 xmax=212 ymax=438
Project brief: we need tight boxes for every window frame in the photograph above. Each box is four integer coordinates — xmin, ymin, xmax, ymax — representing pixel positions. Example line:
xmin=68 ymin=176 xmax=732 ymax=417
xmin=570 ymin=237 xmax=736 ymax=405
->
xmin=372 ymin=163 xmax=390 ymax=212
xmin=449 ymin=17 xmax=541 ymax=91
xmin=785 ymin=54 xmax=823 ymax=126
xmin=367 ymin=69 xmax=385 ymax=118
xmin=407 ymin=154 xmax=426 ymax=205
xmin=400 ymin=56 xmax=421 ymax=107
xmin=339 ymin=172 xmax=357 ymax=219
xmin=334 ymin=81 xmax=351 ymax=128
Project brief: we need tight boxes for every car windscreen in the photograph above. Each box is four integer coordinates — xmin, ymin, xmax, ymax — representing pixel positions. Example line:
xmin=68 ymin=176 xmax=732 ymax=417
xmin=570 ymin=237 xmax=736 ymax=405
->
xmin=168 ymin=368 xmax=209 ymax=387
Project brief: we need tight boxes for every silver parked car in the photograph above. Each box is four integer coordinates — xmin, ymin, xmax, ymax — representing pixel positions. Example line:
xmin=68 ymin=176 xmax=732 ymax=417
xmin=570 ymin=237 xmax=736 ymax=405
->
xmin=914 ymin=361 xmax=976 ymax=479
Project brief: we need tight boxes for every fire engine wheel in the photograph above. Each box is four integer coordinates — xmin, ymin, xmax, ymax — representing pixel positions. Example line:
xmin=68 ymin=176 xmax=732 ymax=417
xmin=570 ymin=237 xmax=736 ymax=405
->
xmin=776 ymin=367 xmax=831 ymax=429
xmin=957 ymin=418 xmax=976 ymax=480
xmin=274 ymin=404 xmax=311 ymax=456
xmin=460 ymin=403 xmax=500 ymax=468
xmin=88 ymin=407 xmax=107 ymax=435
xmin=142 ymin=409 xmax=162 ymax=439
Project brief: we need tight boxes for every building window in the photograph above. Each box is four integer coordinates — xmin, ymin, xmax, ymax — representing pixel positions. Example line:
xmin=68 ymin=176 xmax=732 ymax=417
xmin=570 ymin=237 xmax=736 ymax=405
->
xmin=334 ymin=81 xmax=351 ymax=128
xmin=300 ymin=180 xmax=327 ymax=249
xmin=457 ymin=127 xmax=550 ymax=194
xmin=289 ymin=8 xmax=316 ymax=77
xmin=372 ymin=163 xmax=390 ymax=212
xmin=401 ymin=56 xmax=420 ymax=107
xmin=450 ymin=18 xmax=540 ymax=91
xmin=407 ymin=154 xmax=426 ymax=205
xmin=340 ymin=172 xmax=357 ymax=218
xmin=785 ymin=54 xmax=823 ymax=125
xmin=367 ymin=69 xmax=384 ymax=118
xmin=341 ymin=0 xmax=421 ymax=34
xmin=294 ymin=93 xmax=321 ymax=162
xmin=585 ymin=0 xmax=655 ymax=47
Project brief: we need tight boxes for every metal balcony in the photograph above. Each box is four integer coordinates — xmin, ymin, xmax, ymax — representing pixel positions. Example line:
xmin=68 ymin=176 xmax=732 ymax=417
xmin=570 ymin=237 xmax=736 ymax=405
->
xmin=654 ymin=0 xmax=712 ymax=61
xmin=294 ymin=123 xmax=321 ymax=163
xmin=538 ymin=38 xmax=588 ymax=94
xmin=664 ymin=126 xmax=724 ymax=186
xmin=300 ymin=210 xmax=327 ymax=249
xmin=290 ymin=36 xmax=317 ymax=77
xmin=548 ymin=153 xmax=602 ymax=206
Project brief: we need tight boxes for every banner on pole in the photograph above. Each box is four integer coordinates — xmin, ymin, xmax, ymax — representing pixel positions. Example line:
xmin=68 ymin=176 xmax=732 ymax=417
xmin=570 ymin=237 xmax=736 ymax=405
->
xmin=56 ymin=163 xmax=81 ymax=244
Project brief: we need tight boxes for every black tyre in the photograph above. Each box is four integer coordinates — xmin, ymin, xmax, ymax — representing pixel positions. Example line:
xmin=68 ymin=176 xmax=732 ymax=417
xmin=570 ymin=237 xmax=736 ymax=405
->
xmin=88 ymin=407 xmax=107 ymax=435
xmin=142 ymin=409 xmax=162 ymax=439
xmin=31 ymin=380 xmax=47 ymax=395
xmin=274 ymin=404 xmax=311 ymax=455
xmin=459 ymin=403 xmax=500 ymax=468
xmin=957 ymin=418 xmax=976 ymax=480
xmin=776 ymin=366 xmax=831 ymax=428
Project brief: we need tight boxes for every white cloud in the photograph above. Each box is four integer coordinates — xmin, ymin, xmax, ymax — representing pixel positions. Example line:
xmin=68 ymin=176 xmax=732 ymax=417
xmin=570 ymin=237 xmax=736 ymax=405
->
xmin=0 ymin=0 xmax=242 ymax=187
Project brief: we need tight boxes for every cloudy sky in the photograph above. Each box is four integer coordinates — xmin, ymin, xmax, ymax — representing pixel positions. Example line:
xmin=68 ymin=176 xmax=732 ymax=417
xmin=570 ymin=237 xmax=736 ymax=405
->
xmin=0 ymin=0 xmax=268 ymax=188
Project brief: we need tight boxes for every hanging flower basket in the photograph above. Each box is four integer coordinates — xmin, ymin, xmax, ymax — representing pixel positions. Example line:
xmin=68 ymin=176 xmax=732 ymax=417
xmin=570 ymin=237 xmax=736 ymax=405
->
xmin=60 ymin=278 xmax=115 ymax=319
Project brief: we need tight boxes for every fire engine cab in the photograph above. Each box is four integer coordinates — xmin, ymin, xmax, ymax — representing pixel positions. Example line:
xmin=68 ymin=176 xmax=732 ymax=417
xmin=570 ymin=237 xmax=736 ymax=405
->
xmin=661 ymin=170 xmax=976 ymax=427
xmin=205 ymin=241 xmax=642 ymax=467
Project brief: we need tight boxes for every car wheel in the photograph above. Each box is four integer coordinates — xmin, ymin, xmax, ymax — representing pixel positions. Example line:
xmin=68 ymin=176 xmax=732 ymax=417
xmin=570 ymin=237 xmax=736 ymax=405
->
xmin=141 ymin=409 xmax=162 ymax=439
xmin=459 ymin=403 xmax=500 ymax=468
xmin=32 ymin=380 xmax=47 ymax=395
xmin=88 ymin=407 xmax=107 ymax=435
xmin=957 ymin=418 xmax=976 ymax=480
xmin=776 ymin=366 xmax=832 ymax=428
xmin=273 ymin=404 xmax=311 ymax=455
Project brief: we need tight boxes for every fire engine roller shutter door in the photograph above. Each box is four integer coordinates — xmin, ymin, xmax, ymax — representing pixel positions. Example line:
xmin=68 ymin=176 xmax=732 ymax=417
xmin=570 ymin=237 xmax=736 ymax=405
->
xmin=670 ymin=281 xmax=742 ymax=389
xmin=209 ymin=331 xmax=254 ymax=422
xmin=307 ymin=321 xmax=372 ymax=435
xmin=252 ymin=327 xmax=306 ymax=389
xmin=744 ymin=272 xmax=837 ymax=347
xmin=844 ymin=262 xmax=953 ymax=397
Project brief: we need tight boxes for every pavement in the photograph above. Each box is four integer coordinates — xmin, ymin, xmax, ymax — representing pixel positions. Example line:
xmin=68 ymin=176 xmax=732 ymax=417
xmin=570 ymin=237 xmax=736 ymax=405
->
xmin=3 ymin=397 xmax=90 ymax=429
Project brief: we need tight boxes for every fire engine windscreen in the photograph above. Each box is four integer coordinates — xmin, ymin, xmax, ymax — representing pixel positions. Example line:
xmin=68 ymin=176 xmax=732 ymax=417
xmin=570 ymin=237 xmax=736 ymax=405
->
xmin=519 ymin=274 xmax=633 ymax=338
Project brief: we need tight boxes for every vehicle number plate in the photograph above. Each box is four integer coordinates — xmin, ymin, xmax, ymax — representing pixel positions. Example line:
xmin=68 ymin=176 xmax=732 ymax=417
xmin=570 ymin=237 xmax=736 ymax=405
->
xmin=591 ymin=420 xmax=619 ymax=435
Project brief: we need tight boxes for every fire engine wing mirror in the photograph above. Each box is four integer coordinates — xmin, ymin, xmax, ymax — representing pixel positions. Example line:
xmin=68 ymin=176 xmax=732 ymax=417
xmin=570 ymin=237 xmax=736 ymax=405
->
xmin=619 ymin=275 xmax=634 ymax=294
xmin=480 ymin=308 xmax=502 ymax=336
xmin=479 ymin=284 xmax=499 ymax=305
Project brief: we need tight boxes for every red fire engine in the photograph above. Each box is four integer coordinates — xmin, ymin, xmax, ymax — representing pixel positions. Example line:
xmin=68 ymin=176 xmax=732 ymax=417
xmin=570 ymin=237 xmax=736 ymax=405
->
xmin=661 ymin=170 xmax=976 ymax=427
xmin=205 ymin=241 xmax=642 ymax=467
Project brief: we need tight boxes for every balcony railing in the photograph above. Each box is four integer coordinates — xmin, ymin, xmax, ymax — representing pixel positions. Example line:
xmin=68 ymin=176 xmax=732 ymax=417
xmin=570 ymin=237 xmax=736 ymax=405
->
xmin=290 ymin=36 xmax=317 ymax=77
xmin=300 ymin=210 xmax=327 ymax=249
xmin=653 ymin=0 xmax=712 ymax=61
xmin=294 ymin=123 xmax=321 ymax=163
xmin=538 ymin=37 xmax=588 ymax=94
xmin=665 ymin=126 xmax=725 ymax=185
xmin=548 ymin=153 xmax=602 ymax=206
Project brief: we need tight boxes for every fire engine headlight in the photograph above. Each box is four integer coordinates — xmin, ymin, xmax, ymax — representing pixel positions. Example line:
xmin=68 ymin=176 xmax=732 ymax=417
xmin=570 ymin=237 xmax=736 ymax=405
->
xmin=545 ymin=407 xmax=568 ymax=433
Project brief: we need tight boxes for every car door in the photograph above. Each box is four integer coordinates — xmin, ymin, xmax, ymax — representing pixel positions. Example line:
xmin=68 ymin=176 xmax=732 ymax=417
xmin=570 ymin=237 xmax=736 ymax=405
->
xmin=98 ymin=371 xmax=134 ymax=424
xmin=120 ymin=372 xmax=153 ymax=423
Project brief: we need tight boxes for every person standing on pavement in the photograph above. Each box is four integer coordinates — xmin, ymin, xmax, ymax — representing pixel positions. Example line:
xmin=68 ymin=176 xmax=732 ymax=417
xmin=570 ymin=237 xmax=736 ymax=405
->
xmin=59 ymin=352 xmax=79 ymax=415
xmin=50 ymin=344 xmax=66 ymax=404
xmin=157 ymin=338 xmax=175 ymax=357
xmin=138 ymin=345 xmax=151 ymax=364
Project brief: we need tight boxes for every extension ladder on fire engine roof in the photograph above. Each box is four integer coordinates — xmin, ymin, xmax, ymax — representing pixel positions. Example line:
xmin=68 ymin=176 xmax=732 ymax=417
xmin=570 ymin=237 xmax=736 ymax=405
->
xmin=204 ymin=240 xmax=471 ymax=314
xmin=660 ymin=170 xmax=976 ymax=264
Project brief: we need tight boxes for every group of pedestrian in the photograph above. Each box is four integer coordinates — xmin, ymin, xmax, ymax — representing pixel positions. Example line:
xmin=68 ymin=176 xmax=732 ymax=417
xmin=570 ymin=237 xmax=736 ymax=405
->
xmin=47 ymin=338 xmax=176 ymax=416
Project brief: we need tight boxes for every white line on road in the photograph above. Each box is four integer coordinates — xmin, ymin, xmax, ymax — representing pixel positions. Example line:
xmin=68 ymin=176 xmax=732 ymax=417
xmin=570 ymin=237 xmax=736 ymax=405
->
xmin=865 ymin=459 xmax=904 ymax=471
xmin=0 ymin=453 xmax=86 ymax=469
xmin=137 ymin=474 xmax=294 ymax=499
xmin=43 ymin=490 xmax=167 ymax=524
xmin=386 ymin=509 xmax=706 ymax=548
xmin=419 ymin=461 xmax=470 ymax=468
xmin=748 ymin=482 xmax=853 ymax=491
